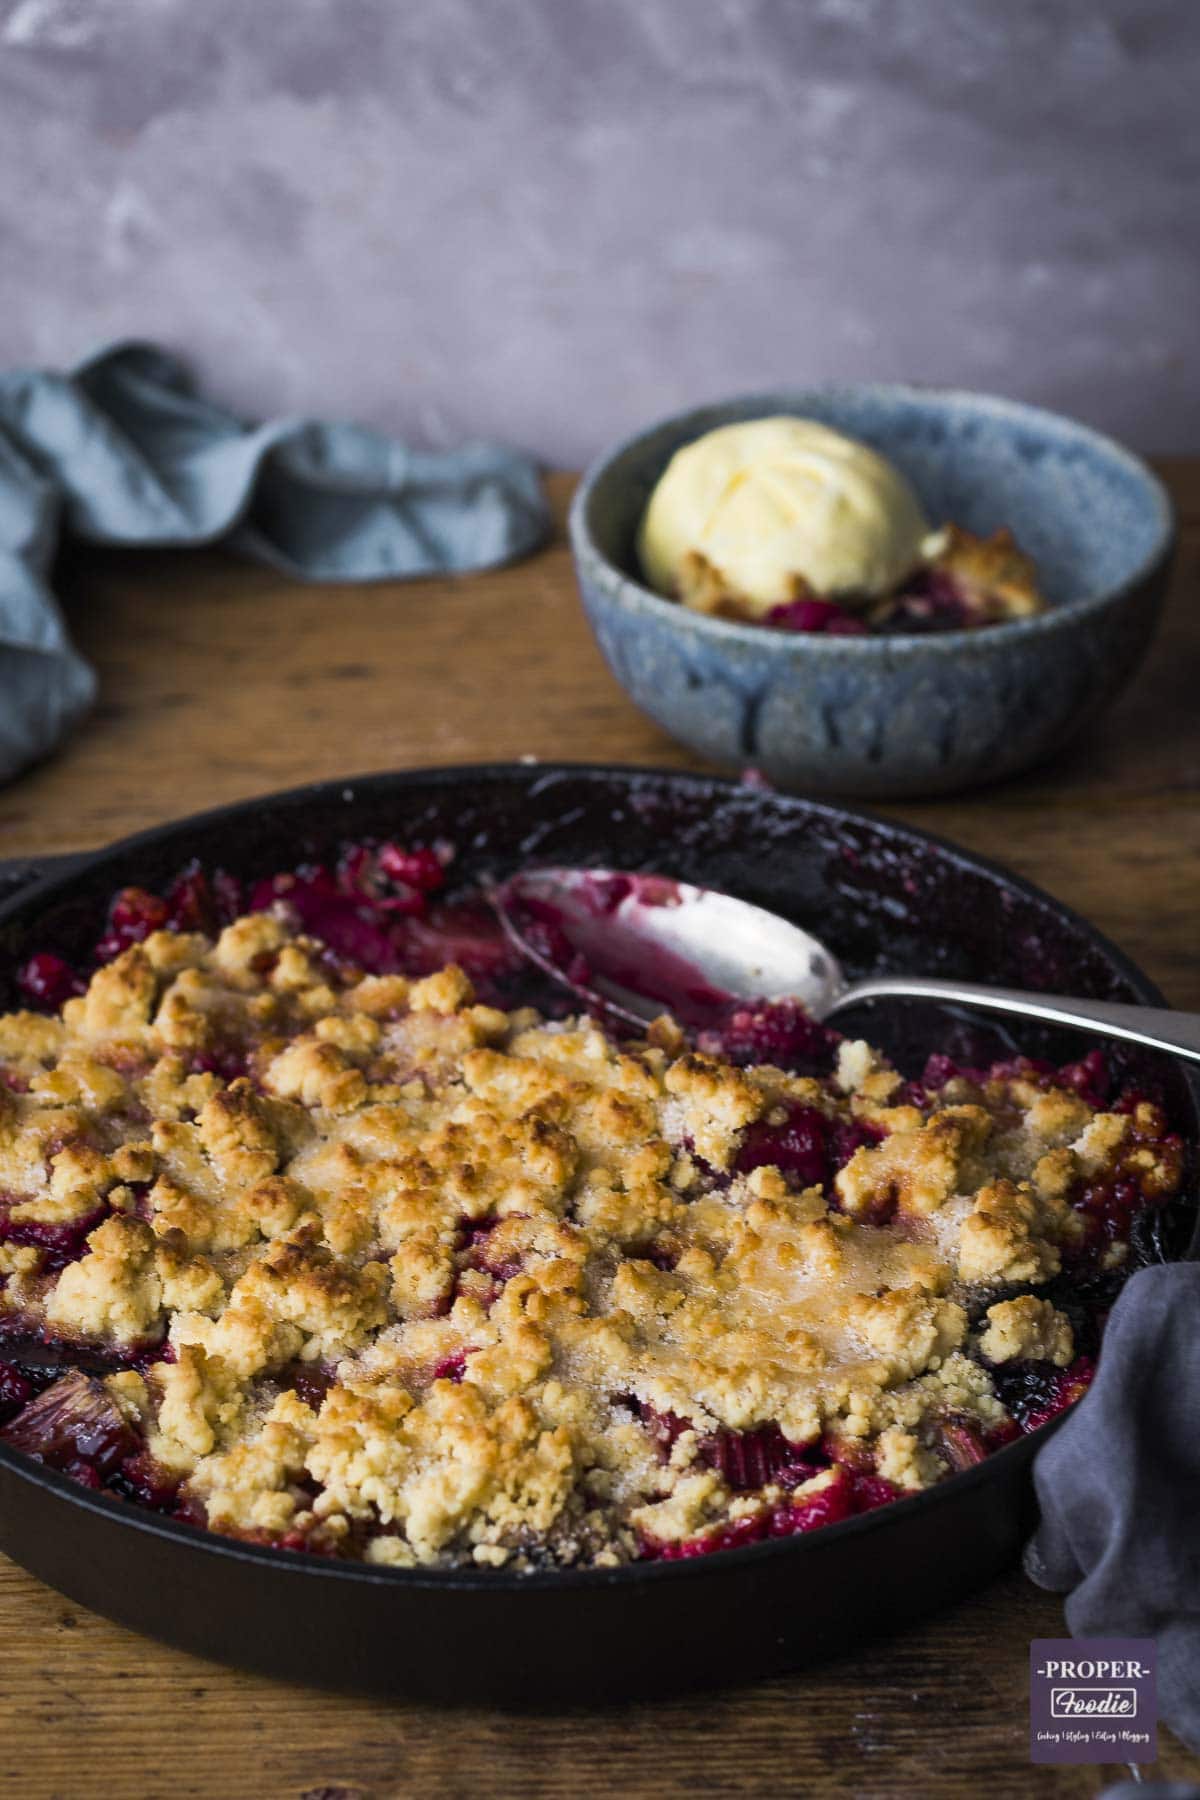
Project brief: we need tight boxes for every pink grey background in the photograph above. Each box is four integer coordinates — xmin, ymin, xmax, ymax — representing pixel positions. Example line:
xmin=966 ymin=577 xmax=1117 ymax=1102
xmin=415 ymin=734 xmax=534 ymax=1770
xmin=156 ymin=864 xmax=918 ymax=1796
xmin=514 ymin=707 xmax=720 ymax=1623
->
xmin=1 ymin=0 xmax=1196 ymax=464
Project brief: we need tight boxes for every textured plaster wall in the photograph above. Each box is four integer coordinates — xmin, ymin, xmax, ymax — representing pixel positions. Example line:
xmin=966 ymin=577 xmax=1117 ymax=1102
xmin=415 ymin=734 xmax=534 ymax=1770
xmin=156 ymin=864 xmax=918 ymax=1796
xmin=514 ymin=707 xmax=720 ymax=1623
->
xmin=0 ymin=0 xmax=1196 ymax=464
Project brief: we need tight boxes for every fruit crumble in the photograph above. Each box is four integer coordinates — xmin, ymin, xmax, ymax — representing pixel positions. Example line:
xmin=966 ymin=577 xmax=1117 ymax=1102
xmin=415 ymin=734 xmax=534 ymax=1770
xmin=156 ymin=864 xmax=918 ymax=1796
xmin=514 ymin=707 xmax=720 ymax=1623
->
xmin=676 ymin=522 xmax=1043 ymax=637
xmin=0 ymin=850 xmax=1185 ymax=1570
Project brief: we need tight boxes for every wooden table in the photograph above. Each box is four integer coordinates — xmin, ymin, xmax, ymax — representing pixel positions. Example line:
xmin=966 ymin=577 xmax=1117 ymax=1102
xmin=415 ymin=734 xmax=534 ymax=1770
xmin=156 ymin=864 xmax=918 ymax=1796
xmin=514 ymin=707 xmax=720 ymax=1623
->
xmin=1 ymin=470 xmax=1197 ymax=1799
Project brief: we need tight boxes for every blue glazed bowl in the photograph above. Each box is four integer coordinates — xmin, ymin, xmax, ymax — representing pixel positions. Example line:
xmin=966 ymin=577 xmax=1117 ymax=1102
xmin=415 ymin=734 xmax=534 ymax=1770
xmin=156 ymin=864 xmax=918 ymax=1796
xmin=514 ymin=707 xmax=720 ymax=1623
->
xmin=568 ymin=388 xmax=1175 ymax=797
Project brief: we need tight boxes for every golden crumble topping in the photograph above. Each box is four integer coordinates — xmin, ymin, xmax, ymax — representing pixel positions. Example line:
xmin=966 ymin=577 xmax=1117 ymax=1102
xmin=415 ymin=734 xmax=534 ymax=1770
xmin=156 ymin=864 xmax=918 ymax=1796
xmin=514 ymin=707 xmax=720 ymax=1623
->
xmin=666 ymin=524 xmax=1045 ymax=633
xmin=0 ymin=912 xmax=1183 ymax=1568
xmin=918 ymin=523 xmax=1042 ymax=621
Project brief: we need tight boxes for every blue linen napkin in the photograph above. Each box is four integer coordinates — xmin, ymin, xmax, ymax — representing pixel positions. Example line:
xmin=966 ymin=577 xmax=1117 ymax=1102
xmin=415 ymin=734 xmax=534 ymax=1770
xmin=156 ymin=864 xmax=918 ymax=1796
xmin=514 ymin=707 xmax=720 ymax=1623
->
xmin=1026 ymin=1262 xmax=1200 ymax=1760
xmin=0 ymin=341 xmax=550 ymax=783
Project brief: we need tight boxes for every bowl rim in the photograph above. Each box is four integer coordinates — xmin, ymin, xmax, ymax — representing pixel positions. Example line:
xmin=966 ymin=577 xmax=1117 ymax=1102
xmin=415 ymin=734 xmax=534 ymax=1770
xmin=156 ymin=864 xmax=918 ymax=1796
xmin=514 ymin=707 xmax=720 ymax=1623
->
xmin=0 ymin=757 xmax=1195 ymax=1598
xmin=568 ymin=383 xmax=1177 ymax=655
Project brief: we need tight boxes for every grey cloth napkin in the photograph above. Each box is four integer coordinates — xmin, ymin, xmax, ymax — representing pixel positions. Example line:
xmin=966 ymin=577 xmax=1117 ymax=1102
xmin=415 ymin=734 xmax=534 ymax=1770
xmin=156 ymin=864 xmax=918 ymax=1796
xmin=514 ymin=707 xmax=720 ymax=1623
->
xmin=1026 ymin=1262 xmax=1200 ymax=1759
xmin=0 ymin=341 xmax=549 ymax=783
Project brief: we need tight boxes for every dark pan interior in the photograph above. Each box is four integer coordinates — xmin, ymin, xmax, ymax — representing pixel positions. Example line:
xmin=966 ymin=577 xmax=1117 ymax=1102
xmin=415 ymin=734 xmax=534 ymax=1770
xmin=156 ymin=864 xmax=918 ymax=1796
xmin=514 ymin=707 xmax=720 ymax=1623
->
xmin=0 ymin=762 xmax=1195 ymax=1702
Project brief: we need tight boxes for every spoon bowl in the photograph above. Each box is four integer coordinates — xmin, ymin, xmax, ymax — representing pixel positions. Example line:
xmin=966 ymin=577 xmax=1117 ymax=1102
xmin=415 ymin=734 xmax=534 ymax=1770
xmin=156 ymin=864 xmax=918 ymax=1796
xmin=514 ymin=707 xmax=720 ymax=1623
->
xmin=492 ymin=866 xmax=840 ymax=1025
xmin=493 ymin=865 xmax=1200 ymax=1067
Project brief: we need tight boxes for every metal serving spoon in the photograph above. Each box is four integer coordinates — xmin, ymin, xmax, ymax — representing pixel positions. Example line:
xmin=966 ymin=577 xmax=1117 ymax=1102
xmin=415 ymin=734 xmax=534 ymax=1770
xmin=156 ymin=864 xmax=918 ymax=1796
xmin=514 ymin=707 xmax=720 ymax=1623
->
xmin=491 ymin=866 xmax=1200 ymax=1066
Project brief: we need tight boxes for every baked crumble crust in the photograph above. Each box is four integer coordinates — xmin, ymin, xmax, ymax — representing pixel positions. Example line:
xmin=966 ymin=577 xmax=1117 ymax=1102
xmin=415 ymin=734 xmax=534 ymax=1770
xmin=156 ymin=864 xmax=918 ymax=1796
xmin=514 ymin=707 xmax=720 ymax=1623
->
xmin=667 ymin=524 xmax=1046 ymax=633
xmin=917 ymin=523 xmax=1042 ymax=621
xmin=0 ymin=912 xmax=1183 ymax=1568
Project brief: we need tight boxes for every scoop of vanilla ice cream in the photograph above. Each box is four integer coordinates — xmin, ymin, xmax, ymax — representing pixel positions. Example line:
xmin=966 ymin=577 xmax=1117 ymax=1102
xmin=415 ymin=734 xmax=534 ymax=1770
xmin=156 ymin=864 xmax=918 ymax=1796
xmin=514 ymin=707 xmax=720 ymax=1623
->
xmin=637 ymin=416 xmax=930 ymax=615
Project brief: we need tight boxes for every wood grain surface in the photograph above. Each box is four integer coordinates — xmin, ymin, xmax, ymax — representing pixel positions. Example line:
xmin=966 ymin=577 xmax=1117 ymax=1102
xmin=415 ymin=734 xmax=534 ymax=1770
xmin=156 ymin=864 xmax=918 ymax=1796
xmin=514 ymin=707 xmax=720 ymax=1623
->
xmin=0 ymin=467 xmax=1197 ymax=1799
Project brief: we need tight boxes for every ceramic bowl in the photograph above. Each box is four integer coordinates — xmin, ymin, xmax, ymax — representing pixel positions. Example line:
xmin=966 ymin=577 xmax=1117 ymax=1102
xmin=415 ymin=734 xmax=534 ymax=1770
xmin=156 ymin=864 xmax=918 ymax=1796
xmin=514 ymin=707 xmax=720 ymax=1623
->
xmin=568 ymin=388 xmax=1175 ymax=797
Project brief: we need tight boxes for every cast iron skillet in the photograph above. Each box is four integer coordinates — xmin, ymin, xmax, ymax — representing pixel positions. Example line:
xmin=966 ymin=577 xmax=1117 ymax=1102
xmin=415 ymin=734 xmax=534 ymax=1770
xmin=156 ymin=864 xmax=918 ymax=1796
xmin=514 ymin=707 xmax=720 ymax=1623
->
xmin=0 ymin=762 xmax=1195 ymax=1703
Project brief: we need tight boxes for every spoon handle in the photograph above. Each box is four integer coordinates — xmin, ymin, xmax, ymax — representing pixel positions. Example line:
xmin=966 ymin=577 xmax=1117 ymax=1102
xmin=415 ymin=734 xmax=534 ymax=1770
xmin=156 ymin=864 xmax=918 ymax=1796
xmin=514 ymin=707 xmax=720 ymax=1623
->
xmin=832 ymin=977 xmax=1200 ymax=1067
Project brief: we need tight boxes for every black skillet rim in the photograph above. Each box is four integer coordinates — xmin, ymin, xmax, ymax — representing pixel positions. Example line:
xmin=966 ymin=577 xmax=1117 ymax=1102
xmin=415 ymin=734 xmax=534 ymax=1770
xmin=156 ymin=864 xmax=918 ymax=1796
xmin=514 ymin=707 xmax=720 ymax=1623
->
xmin=0 ymin=759 xmax=1194 ymax=1596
